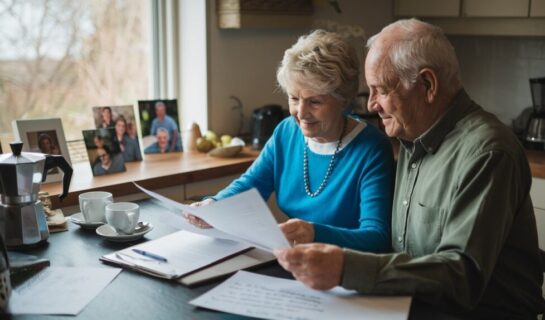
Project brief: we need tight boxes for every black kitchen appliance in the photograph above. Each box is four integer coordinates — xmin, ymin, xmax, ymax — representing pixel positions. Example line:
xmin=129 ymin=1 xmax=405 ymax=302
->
xmin=250 ymin=105 xmax=286 ymax=150
xmin=526 ymin=77 xmax=545 ymax=147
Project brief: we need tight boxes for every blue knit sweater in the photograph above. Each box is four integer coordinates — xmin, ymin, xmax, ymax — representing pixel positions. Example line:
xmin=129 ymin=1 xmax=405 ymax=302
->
xmin=214 ymin=117 xmax=394 ymax=252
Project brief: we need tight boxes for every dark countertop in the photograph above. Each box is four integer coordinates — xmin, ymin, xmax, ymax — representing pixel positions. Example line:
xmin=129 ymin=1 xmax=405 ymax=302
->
xmin=7 ymin=199 xmax=464 ymax=320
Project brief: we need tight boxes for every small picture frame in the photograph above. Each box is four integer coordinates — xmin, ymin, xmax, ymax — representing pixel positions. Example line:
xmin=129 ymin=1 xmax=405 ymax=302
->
xmin=12 ymin=118 xmax=71 ymax=183
xmin=82 ymin=128 xmax=126 ymax=177
xmin=137 ymin=99 xmax=183 ymax=154
xmin=92 ymin=105 xmax=142 ymax=162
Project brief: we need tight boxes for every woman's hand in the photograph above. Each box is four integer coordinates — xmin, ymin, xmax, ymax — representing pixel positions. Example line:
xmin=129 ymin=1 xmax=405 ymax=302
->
xmin=279 ymin=218 xmax=315 ymax=245
xmin=183 ymin=198 xmax=215 ymax=228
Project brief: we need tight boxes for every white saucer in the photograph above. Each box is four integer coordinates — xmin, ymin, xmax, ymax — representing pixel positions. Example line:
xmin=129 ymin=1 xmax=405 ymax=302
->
xmin=70 ymin=212 xmax=105 ymax=229
xmin=96 ymin=223 xmax=153 ymax=242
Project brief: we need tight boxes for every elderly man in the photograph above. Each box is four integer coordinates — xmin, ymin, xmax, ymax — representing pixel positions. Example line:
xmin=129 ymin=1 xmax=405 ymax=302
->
xmin=275 ymin=19 xmax=545 ymax=318
xmin=150 ymin=101 xmax=181 ymax=152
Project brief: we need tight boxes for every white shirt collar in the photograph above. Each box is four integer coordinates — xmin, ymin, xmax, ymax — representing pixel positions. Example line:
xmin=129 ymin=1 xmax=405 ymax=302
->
xmin=305 ymin=120 xmax=367 ymax=155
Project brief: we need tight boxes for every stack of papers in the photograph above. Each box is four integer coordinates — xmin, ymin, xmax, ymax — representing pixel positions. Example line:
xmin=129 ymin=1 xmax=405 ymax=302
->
xmin=101 ymin=230 xmax=251 ymax=279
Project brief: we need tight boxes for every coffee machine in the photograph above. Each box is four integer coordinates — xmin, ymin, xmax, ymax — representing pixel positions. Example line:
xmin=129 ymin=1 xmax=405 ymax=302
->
xmin=526 ymin=77 xmax=545 ymax=147
xmin=250 ymin=105 xmax=286 ymax=150
xmin=0 ymin=142 xmax=72 ymax=248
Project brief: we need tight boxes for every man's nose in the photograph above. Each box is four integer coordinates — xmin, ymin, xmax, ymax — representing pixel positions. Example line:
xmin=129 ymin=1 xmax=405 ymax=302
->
xmin=367 ymin=94 xmax=380 ymax=113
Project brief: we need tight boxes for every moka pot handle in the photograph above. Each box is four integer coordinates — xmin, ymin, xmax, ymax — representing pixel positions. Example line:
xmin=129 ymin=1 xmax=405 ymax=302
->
xmin=43 ymin=155 xmax=73 ymax=201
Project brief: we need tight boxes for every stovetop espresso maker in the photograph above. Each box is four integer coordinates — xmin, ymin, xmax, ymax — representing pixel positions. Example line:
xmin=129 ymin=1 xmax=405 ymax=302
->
xmin=0 ymin=142 xmax=72 ymax=248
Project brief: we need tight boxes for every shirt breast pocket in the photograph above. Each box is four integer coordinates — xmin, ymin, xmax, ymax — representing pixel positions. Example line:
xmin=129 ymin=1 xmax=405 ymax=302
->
xmin=407 ymin=202 xmax=445 ymax=256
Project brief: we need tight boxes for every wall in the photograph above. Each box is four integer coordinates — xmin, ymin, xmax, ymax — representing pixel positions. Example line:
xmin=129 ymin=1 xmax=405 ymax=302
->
xmin=206 ymin=0 xmax=393 ymax=136
xmin=206 ymin=1 xmax=545 ymax=135
xmin=451 ymin=36 xmax=545 ymax=124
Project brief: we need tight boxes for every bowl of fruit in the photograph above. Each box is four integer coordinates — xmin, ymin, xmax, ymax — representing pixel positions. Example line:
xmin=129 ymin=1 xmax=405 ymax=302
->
xmin=196 ymin=131 xmax=245 ymax=158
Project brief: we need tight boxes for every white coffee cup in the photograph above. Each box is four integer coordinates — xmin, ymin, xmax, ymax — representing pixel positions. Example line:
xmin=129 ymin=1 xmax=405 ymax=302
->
xmin=105 ymin=202 xmax=140 ymax=234
xmin=79 ymin=191 xmax=113 ymax=223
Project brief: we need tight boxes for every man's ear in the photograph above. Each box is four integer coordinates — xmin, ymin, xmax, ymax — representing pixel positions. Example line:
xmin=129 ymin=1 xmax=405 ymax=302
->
xmin=419 ymin=68 xmax=438 ymax=103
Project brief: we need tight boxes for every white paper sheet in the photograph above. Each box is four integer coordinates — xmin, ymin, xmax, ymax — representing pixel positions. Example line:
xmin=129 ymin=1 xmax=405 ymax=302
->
xmin=9 ymin=267 xmax=121 ymax=315
xmin=134 ymin=183 xmax=290 ymax=251
xmin=190 ymin=271 xmax=412 ymax=320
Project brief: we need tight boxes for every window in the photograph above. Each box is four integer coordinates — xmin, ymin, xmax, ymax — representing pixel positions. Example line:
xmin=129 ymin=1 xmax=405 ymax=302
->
xmin=0 ymin=0 xmax=152 ymax=140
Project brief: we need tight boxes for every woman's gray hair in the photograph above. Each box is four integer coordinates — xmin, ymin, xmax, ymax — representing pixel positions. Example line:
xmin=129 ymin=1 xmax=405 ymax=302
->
xmin=276 ymin=29 xmax=360 ymax=102
xmin=367 ymin=19 xmax=461 ymax=94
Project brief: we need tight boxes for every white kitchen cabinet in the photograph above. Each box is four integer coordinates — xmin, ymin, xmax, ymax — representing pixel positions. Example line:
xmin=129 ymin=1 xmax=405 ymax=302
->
xmin=535 ymin=208 xmax=545 ymax=250
xmin=184 ymin=175 xmax=238 ymax=201
xmin=394 ymin=0 xmax=545 ymax=36
xmin=394 ymin=0 xmax=460 ymax=17
xmin=531 ymin=0 xmax=545 ymax=17
xmin=462 ymin=0 xmax=529 ymax=17
xmin=531 ymin=178 xmax=545 ymax=298
xmin=531 ymin=178 xmax=545 ymax=210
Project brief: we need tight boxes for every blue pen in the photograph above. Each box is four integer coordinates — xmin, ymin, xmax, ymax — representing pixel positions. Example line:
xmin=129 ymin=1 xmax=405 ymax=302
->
xmin=132 ymin=249 xmax=168 ymax=262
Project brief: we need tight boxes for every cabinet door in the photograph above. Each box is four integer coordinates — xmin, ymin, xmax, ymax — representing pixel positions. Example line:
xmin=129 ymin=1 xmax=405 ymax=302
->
xmin=535 ymin=208 xmax=545 ymax=250
xmin=531 ymin=0 xmax=545 ymax=17
xmin=531 ymin=178 xmax=545 ymax=210
xmin=394 ymin=0 xmax=460 ymax=17
xmin=463 ymin=0 xmax=529 ymax=17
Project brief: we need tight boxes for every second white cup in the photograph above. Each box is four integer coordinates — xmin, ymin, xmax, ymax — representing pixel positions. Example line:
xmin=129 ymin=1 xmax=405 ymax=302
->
xmin=105 ymin=202 xmax=140 ymax=234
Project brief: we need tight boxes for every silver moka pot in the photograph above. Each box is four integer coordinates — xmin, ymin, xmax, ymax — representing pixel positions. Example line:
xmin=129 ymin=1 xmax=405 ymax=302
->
xmin=0 ymin=142 xmax=73 ymax=248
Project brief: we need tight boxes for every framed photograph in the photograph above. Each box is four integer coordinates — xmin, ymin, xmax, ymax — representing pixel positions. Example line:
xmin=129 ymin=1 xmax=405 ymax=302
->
xmin=92 ymin=105 xmax=142 ymax=162
xmin=82 ymin=128 xmax=126 ymax=176
xmin=12 ymin=118 xmax=71 ymax=183
xmin=137 ymin=99 xmax=183 ymax=154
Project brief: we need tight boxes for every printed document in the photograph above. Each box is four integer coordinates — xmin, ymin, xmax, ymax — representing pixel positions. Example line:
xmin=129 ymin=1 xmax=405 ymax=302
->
xmin=9 ymin=267 xmax=121 ymax=315
xmin=190 ymin=271 xmax=412 ymax=320
xmin=134 ymin=183 xmax=290 ymax=251
xmin=102 ymin=230 xmax=251 ymax=279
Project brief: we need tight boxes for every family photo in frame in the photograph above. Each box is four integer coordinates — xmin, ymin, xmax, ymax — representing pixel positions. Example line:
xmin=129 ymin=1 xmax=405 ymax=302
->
xmin=92 ymin=105 xmax=142 ymax=162
xmin=82 ymin=128 xmax=126 ymax=176
xmin=137 ymin=99 xmax=182 ymax=154
xmin=12 ymin=118 xmax=71 ymax=183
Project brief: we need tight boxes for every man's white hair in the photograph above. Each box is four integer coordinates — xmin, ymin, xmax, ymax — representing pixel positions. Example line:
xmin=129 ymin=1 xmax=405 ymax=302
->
xmin=367 ymin=18 xmax=462 ymax=94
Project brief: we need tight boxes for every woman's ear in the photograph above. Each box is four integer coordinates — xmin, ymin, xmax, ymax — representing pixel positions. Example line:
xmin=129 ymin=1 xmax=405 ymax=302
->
xmin=419 ymin=68 xmax=438 ymax=104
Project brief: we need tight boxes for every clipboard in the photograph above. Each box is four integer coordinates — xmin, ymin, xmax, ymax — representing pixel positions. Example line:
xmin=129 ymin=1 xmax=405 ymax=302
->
xmin=100 ymin=230 xmax=261 ymax=282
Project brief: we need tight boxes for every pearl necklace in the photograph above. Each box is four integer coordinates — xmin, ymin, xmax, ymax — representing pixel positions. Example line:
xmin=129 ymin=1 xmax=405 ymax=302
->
xmin=303 ymin=119 xmax=347 ymax=197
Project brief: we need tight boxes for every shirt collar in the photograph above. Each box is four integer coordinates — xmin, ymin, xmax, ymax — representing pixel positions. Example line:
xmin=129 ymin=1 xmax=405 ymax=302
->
xmin=400 ymin=89 xmax=474 ymax=155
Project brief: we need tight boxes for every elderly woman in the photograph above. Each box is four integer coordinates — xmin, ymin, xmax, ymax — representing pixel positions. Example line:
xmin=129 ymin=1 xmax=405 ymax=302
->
xmin=187 ymin=30 xmax=394 ymax=252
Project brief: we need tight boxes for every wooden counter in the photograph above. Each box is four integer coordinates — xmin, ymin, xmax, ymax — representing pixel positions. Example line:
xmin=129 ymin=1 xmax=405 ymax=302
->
xmin=42 ymin=148 xmax=259 ymax=208
xmin=527 ymin=150 xmax=545 ymax=180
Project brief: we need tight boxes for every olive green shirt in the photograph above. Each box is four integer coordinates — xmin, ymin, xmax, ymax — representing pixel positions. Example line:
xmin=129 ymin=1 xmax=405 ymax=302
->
xmin=341 ymin=90 xmax=545 ymax=318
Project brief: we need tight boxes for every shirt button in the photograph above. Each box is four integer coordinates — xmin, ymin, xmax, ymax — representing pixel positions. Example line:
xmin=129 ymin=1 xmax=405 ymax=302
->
xmin=411 ymin=163 xmax=417 ymax=169
xmin=402 ymin=200 xmax=408 ymax=206
xmin=397 ymin=236 xmax=403 ymax=243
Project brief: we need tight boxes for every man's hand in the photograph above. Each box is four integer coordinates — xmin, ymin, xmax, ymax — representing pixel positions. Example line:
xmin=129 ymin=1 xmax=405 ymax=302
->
xmin=274 ymin=243 xmax=344 ymax=290
xmin=279 ymin=218 xmax=314 ymax=245
xmin=182 ymin=198 xmax=215 ymax=228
